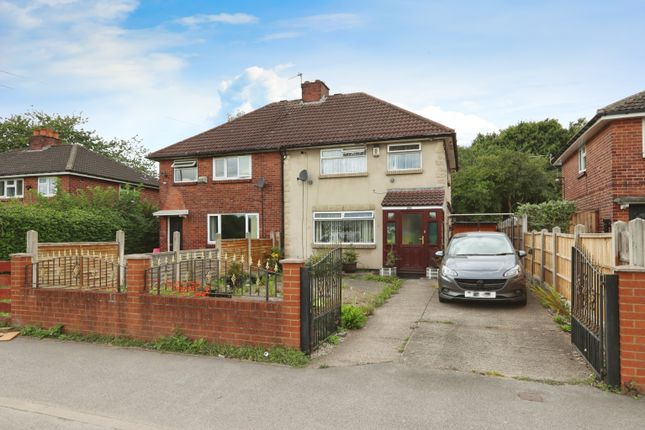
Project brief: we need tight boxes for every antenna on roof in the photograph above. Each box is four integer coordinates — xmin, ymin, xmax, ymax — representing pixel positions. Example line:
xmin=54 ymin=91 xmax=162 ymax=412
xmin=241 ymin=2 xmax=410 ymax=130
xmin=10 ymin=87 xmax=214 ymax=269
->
xmin=289 ymin=72 xmax=303 ymax=84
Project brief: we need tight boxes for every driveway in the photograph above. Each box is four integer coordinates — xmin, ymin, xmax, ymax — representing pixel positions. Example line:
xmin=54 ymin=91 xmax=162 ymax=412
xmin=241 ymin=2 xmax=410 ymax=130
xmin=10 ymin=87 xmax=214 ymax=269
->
xmin=317 ymin=278 xmax=590 ymax=383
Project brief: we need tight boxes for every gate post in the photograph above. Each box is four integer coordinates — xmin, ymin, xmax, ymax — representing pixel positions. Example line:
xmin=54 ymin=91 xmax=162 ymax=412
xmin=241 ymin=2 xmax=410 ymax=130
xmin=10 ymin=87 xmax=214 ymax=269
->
xmin=279 ymin=258 xmax=305 ymax=351
xmin=604 ymin=274 xmax=620 ymax=387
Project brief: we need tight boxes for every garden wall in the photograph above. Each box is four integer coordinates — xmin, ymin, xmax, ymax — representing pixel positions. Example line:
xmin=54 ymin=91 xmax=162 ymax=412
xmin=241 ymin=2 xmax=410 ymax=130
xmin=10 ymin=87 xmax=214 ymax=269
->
xmin=10 ymin=254 xmax=302 ymax=349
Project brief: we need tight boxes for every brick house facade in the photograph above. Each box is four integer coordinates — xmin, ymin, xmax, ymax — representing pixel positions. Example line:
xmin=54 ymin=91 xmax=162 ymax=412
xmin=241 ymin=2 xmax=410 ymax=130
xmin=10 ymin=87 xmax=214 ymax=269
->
xmin=556 ymin=91 xmax=645 ymax=232
xmin=0 ymin=128 xmax=159 ymax=204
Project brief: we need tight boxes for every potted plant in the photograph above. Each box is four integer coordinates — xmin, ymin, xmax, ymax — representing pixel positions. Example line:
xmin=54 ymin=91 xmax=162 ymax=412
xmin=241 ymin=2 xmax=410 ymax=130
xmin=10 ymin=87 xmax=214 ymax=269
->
xmin=380 ymin=246 xmax=397 ymax=276
xmin=342 ymin=248 xmax=358 ymax=273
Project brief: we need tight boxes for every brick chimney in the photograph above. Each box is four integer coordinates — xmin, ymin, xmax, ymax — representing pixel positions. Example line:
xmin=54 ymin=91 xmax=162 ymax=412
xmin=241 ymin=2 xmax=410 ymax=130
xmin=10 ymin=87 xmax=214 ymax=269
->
xmin=301 ymin=80 xmax=329 ymax=102
xmin=28 ymin=128 xmax=61 ymax=150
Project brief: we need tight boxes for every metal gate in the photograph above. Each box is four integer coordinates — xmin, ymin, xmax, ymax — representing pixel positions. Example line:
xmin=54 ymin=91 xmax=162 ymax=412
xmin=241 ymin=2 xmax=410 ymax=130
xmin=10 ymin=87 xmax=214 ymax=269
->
xmin=571 ymin=245 xmax=620 ymax=386
xmin=300 ymin=248 xmax=342 ymax=354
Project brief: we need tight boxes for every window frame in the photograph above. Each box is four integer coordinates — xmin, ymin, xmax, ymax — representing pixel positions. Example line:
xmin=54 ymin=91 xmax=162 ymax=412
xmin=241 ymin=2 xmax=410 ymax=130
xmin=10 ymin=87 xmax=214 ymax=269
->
xmin=207 ymin=213 xmax=260 ymax=243
xmin=37 ymin=176 xmax=57 ymax=197
xmin=578 ymin=145 xmax=587 ymax=173
xmin=172 ymin=160 xmax=198 ymax=183
xmin=319 ymin=146 xmax=368 ymax=175
xmin=0 ymin=178 xmax=24 ymax=198
xmin=313 ymin=210 xmax=376 ymax=245
xmin=212 ymin=155 xmax=252 ymax=180
xmin=387 ymin=143 xmax=422 ymax=171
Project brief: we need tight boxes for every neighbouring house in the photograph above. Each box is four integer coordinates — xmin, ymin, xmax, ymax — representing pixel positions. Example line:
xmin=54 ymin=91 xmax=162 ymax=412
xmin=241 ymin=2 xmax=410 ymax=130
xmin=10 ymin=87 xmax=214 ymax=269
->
xmin=149 ymin=80 xmax=457 ymax=274
xmin=0 ymin=128 xmax=159 ymax=204
xmin=555 ymin=90 xmax=645 ymax=232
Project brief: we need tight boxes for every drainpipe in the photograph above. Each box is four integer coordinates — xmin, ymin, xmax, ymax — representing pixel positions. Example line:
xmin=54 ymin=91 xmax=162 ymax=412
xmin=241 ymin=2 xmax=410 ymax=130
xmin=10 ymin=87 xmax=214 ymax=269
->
xmin=280 ymin=148 xmax=286 ymax=255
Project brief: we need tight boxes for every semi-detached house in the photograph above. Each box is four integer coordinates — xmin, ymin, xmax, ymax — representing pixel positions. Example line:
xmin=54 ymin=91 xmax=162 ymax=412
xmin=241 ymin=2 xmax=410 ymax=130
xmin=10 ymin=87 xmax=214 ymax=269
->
xmin=149 ymin=80 xmax=458 ymax=274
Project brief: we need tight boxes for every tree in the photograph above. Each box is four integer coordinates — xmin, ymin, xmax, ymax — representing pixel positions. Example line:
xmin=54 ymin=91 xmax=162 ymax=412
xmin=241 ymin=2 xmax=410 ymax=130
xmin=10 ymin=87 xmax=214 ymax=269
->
xmin=452 ymin=146 xmax=559 ymax=214
xmin=0 ymin=110 xmax=156 ymax=176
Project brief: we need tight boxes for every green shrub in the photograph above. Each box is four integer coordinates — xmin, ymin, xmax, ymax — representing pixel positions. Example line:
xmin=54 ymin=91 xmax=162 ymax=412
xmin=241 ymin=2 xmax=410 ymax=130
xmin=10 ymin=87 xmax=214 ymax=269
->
xmin=516 ymin=200 xmax=576 ymax=232
xmin=342 ymin=248 xmax=357 ymax=264
xmin=341 ymin=304 xmax=367 ymax=329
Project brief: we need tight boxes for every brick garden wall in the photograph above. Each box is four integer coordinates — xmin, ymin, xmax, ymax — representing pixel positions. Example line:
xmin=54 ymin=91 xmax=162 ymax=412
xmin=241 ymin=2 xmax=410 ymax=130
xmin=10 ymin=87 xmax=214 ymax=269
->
xmin=615 ymin=267 xmax=645 ymax=393
xmin=10 ymin=254 xmax=302 ymax=349
xmin=157 ymin=152 xmax=282 ymax=252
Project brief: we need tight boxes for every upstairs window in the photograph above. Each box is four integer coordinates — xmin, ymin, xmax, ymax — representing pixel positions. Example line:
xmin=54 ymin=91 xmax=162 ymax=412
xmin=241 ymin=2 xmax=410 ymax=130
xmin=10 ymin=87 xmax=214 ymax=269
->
xmin=0 ymin=179 xmax=23 ymax=198
xmin=387 ymin=143 xmax=422 ymax=171
xmin=172 ymin=160 xmax=197 ymax=182
xmin=578 ymin=145 xmax=587 ymax=173
xmin=320 ymin=147 xmax=367 ymax=175
xmin=213 ymin=155 xmax=251 ymax=180
xmin=38 ymin=177 xmax=57 ymax=197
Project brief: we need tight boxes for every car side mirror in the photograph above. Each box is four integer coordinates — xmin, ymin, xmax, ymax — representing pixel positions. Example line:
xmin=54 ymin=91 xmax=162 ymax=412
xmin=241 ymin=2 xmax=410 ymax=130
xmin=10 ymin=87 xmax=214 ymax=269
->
xmin=435 ymin=251 xmax=444 ymax=258
xmin=517 ymin=250 xmax=527 ymax=258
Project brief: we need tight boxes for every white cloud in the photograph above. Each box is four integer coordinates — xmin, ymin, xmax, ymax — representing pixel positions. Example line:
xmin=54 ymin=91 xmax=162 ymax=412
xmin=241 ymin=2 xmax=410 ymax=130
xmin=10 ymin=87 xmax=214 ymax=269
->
xmin=177 ymin=12 xmax=258 ymax=26
xmin=412 ymin=105 xmax=498 ymax=146
xmin=218 ymin=65 xmax=301 ymax=115
xmin=260 ymin=32 xmax=302 ymax=41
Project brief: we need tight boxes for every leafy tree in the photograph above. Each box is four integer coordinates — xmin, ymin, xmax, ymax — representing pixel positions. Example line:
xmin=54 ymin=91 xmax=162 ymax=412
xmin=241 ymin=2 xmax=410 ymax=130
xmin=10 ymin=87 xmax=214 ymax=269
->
xmin=452 ymin=146 xmax=559 ymax=214
xmin=0 ymin=110 xmax=156 ymax=177
xmin=516 ymin=200 xmax=576 ymax=231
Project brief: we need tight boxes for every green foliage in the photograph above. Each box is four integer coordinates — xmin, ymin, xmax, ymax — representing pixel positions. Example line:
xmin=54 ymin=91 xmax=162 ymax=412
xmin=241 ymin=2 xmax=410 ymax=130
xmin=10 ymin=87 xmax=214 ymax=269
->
xmin=0 ymin=186 xmax=158 ymax=258
xmin=19 ymin=326 xmax=309 ymax=367
xmin=516 ymin=200 xmax=576 ymax=232
xmin=326 ymin=334 xmax=341 ymax=345
xmin=342 ymin=247 xmax=357 ymax=264
xmin=530 ymin=283 xmax=571 ymax=330
xmin=0 ymin=110 xmax=156 ymax=176
xmin=384 ymin=246 xmax=397 ymax=267
xmin=341 ymin=305 xmax=367 ymax=329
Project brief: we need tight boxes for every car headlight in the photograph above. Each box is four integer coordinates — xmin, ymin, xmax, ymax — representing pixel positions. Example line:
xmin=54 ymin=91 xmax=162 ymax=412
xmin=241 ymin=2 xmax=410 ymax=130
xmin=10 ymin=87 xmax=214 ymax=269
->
xmin=503 ymin=265 xmax=522 ymax=278
xmin=441 ymin=266 xmax=458 ymax=278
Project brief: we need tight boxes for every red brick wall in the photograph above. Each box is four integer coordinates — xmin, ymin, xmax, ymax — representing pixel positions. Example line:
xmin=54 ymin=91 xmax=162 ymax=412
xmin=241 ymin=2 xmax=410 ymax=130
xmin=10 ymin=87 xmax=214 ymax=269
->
xmin=612 ymin=118 xmax=645 ymax=222
xmin=11 ymin=254 xmax=302 ymax=349
xmin=562 ymin=118 xmax=645 ymax=229
xmin=615 ymin=268 xmax=645 ymax=393
xmin=157 ymin=152 xmax=282 ymax=251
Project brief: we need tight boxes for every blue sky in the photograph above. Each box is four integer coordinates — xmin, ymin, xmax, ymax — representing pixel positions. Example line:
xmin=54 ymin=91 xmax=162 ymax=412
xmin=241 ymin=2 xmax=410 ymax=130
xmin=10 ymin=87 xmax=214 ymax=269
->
xmin=1 ymin=0 xmax=644 ymax=152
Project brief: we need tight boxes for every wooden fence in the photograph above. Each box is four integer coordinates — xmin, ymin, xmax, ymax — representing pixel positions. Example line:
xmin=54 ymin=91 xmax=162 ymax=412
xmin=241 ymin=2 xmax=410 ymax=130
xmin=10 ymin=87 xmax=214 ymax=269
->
xmin=499 ymin=216 xmax=526 ymax=250
xmin=523 ymin=222 xmax=633 ymax=300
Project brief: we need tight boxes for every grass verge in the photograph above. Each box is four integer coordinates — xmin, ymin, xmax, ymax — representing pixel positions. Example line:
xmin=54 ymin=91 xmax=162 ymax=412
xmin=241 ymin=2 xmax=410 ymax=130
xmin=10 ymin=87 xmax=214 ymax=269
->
xmin=341 ymin=275 xmax=402 ymax=330
xmin=19 ymin=325 xmax=309 ymax=367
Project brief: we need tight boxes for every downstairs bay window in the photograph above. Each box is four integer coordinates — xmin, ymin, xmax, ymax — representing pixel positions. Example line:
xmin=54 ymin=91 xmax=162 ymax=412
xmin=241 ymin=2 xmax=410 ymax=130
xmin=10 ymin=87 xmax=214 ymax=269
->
xmin=208 ymin=213 xmax=259 ymax=243
xmin=313 ymin=211 xmax=375 ymax=245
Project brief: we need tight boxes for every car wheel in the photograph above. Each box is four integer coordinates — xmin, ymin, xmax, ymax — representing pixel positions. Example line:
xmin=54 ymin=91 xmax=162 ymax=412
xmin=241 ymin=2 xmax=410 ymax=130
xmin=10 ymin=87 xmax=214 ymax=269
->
xmin=517 ymin=295 xmax=527 ymax=307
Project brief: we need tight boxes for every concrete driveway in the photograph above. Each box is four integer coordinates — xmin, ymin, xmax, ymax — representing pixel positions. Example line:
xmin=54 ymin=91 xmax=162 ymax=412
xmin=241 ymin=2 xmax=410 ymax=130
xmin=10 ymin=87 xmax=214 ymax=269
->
xmin=402 ymin=281 xmax=590 ymax=381
xmin=317 ymin=278 xmax=590 ymax=383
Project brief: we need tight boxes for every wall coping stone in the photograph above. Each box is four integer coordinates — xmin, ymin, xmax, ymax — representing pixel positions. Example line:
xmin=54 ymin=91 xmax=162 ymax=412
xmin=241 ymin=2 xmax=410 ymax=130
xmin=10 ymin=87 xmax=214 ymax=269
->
xmin=280 ymin=258 xmax=305 ymax=264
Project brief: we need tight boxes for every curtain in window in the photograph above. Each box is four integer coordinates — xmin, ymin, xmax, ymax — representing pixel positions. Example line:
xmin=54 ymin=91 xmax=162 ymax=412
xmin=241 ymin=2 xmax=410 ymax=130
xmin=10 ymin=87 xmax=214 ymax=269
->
xmin=321 ymin=153 xmax=367 ymax=175
xmin=314 ymin=219 xmax=374 ymax=243
xmin=388 ymin=152 xmax=421 ymax=170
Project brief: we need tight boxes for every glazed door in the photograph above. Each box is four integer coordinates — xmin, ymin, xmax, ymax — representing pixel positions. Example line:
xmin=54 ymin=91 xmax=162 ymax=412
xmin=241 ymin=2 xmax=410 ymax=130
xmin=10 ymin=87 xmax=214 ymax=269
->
xmin=168 ymin=216 xmax=183 ymax=250
xmin=383 ymin=209 xmax=443 ymax=273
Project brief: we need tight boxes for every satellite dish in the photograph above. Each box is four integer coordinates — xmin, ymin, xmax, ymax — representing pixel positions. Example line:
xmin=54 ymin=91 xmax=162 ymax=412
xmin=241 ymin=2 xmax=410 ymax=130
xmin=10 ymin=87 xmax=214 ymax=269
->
xmin=256 ymin=177 xmax=266 ymax=189
xmin=297 ymin=169 xmax=309 ymax=182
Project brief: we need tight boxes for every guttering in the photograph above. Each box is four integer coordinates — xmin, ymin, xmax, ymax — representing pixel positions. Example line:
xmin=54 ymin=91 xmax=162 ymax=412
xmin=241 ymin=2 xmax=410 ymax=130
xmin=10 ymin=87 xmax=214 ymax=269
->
xmin=554 ymin=112 xmax=645 ymax=166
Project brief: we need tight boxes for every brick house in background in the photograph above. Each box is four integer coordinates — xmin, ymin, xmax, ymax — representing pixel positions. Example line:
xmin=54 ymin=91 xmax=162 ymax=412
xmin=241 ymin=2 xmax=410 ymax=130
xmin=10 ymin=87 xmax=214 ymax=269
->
xmin=555 ymin=90 xmax=645 ymax=232
xmin=0 ymin=128 xmax=159 ymax=204
xmin=149 ymin=80 xmax=457 ymax=275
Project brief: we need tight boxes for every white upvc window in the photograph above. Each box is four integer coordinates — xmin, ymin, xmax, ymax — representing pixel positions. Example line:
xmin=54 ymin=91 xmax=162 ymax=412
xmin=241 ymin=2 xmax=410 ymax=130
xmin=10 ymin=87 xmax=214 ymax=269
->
xmin=320 ymin=147 xmax=367 ymax=175
xmin=172 ymin=160 xmax=198 ymax=182
xmin=387 ymin=143 xmax=422 ymax=171
xmin=578 ymin=145 xmax=587 ymax=173
xmin=207 ymin=213 xmax=259 ymax=243
xmin=38 ymin=177 xmax=57 ymax=197
xmin=213 ymin=155 xmax=251 ymax=180
xmin=313 ymin=211 xmax=375 ymax=245
xmin=0 ymin=179 xmax=24 ymax=198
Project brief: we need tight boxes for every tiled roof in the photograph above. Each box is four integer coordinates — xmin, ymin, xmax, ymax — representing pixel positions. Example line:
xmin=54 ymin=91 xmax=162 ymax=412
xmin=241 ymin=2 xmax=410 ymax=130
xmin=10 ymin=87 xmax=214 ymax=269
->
xmin=381 ymin=188 xmax=445 ymax=207
xmin=148 ymin=92 xmax=455 ymax=160
xmin=0 ymin=144 xmax=158 ymax=188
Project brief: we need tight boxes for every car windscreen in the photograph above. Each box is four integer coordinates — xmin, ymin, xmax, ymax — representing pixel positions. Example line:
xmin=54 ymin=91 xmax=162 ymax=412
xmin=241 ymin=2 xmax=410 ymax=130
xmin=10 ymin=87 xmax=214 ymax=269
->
xmin=447 ymin=235 xmax=514 ymax=256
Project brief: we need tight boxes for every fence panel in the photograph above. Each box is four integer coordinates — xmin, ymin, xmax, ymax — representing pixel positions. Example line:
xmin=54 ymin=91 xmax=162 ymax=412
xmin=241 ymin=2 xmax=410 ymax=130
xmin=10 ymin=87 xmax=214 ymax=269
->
xmin=25 ymin=256 xmax=125 ymax=292
xmin=580 ymin=234 xmax=613 ymax=272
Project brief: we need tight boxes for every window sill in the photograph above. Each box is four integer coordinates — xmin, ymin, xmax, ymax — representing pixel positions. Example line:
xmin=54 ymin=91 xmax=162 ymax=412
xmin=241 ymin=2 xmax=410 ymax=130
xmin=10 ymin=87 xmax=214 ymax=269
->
xmin=577 ymin=171 xmax=587 ymax=179
xmin=386 ymin=168 xmax=423 ymax=175
xmin=312 ymin=243 xmax=377 ymax=249
xmin=172 ymin=181 xmax=199 ymax=186
xmin=319 ymin=172 xmax=368 ymax=179
xmin=212 ymin=178 xmax=253 ymax=184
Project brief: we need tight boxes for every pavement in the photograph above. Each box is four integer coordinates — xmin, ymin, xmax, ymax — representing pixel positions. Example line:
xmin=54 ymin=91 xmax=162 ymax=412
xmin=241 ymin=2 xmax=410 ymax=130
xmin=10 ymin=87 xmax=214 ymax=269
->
xmin=0 ymin=278 xmax=643 ymax=429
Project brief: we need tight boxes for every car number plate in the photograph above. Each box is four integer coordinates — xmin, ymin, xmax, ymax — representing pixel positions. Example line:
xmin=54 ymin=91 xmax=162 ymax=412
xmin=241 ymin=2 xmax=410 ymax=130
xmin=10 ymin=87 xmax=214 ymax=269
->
xmin=464 ymin=291 xmax=496 ymax=299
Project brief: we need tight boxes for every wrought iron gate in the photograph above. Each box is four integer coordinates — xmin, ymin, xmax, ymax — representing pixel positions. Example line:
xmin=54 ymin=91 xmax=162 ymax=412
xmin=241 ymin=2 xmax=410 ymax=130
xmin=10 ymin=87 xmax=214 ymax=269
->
xmin=571 ymin=245 xmax=620 ymax=386
xmin=300 ymin=248 xmax=342 ymax=354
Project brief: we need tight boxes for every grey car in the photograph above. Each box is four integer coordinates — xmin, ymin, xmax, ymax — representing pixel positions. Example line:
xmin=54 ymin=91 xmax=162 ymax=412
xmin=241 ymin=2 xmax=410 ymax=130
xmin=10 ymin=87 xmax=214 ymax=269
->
xmin=436 ymin=232 xmax=527 ymax=305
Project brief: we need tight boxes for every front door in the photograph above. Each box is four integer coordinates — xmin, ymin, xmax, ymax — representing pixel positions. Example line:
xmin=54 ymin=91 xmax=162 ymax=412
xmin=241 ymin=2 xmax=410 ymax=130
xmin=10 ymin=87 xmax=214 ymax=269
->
xmin=168 ymin=216 xmax=183 ymax=250
xmin=383 ymin=209 xmax=443 ymax=273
